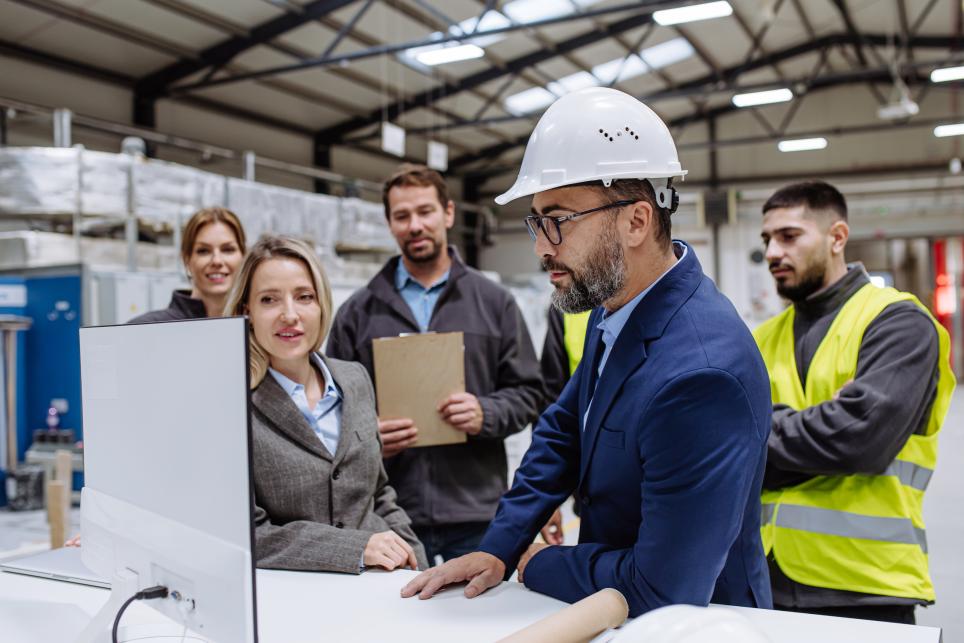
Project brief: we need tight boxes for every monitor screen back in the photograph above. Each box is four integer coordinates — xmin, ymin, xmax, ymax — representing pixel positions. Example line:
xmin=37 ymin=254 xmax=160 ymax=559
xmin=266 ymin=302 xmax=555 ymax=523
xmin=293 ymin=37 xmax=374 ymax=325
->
xmin=80 ymin=317 xmax=252 ymax=551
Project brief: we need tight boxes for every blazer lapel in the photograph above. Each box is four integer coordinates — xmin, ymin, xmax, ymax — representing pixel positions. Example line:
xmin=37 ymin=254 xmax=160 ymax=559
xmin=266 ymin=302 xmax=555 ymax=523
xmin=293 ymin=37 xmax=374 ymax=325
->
xmin=577 ymin=312 xmax=605 ymax=418
xmin=323 ymin=356 xmax=362 ymax=468
xmin=252 ymin=373 xmax=333 ymax=462
xmin=579 ymin=320 xmax=648 ymax=483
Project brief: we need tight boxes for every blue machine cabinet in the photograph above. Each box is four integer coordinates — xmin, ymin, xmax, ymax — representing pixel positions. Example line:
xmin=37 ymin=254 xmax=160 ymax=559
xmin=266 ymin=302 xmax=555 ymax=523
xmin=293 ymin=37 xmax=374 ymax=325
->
xmin=0 ymin=266 xmax=84 ymax=505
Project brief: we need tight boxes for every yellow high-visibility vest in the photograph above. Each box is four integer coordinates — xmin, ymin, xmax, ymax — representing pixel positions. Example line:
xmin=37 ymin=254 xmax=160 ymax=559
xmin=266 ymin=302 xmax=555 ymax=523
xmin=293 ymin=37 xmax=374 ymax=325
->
xmin=562 ymin=310 xmax=592 ymax=375
xmin=754 ymin=282 xmax=955 ymax=601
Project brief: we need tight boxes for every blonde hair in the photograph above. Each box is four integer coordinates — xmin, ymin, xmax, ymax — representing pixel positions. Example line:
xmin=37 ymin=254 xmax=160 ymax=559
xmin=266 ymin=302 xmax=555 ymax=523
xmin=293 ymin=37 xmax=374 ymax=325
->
xmin=181 ymin=207 xmax=246 ymax=267
xmin=224 ymin=236 xmax=333 ymax=388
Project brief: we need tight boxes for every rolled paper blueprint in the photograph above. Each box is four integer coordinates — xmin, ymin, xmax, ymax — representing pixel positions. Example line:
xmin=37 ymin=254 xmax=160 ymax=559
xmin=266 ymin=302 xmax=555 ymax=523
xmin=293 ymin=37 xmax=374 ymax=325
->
xmin=498 ymin=588 xmax=629 ymax=643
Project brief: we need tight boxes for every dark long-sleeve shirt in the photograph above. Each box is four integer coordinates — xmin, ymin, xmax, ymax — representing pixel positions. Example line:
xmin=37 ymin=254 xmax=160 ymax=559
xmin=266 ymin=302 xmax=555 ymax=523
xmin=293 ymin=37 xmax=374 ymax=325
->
xmin=541 ymin=307 xmax=570 ymax=404
xmin=765 ymin=264 xmax=940 ymax=608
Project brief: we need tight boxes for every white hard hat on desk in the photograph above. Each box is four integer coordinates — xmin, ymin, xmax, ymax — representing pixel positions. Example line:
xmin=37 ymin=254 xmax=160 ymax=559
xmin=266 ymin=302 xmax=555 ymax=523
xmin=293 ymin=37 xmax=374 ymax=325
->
xmin=494 ymin=87 xmax=687 ymax=211
xmin=609 ymin=604 xmax=771 ymax=643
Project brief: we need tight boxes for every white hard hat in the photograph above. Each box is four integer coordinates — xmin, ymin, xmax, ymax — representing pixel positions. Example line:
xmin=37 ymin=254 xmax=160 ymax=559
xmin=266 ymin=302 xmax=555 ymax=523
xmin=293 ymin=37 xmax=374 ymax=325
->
xmin=495 ymin=87 xmax=687 ymax=208
xmin=610 ymin=605 xmax=771 ymax=643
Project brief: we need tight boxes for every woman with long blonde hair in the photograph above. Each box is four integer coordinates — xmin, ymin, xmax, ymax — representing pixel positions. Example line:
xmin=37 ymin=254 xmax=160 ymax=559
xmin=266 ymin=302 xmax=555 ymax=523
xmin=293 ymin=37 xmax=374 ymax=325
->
xmin=225 ymin=236 xmax=426 ymax=573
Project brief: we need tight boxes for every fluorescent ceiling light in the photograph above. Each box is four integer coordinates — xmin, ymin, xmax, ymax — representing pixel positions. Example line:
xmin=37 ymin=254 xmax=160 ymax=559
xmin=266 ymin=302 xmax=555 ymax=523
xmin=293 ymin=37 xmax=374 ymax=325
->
xmin=505 ymin=87 xmax=557 ymax=115
xmin=640 ymin=38 xmax=695 ymax=70
xmin=593 ymin=55 xmax=649 ymax=85
xmin=778 ymin=137 xmax=828 ymax=152
xmin=503 ymin=0 xmax=602 ymax=25
xmin=415 ymin=44 xmax=485 ymax=66
xmin=653 ymin=1 xmax=732 ymax=26
xmin=930 ymin=65 xmax=964 ymax=83
xmin=732 ymin=88 xmax=793 ymax=107
xmin=934 ymin=122 xmax=964 ymax=137
xmin=548 ymin=71 xmax=600 ymax=96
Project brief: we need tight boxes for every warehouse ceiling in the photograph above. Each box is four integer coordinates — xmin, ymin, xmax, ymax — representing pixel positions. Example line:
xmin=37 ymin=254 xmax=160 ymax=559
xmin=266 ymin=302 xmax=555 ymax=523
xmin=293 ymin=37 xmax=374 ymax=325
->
xmin=1 ymin=0 xmax=964 ymax=199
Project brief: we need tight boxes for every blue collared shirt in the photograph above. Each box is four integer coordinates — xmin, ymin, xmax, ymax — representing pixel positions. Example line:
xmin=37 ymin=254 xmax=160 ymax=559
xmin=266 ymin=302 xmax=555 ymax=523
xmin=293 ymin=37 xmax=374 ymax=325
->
xmin=269 ymin=353 xmax=343 ymax=456
xmin=395 ymin=260 xmax=449 ymax=331
xmin=584 ymin=242 xmax=688 ymax=429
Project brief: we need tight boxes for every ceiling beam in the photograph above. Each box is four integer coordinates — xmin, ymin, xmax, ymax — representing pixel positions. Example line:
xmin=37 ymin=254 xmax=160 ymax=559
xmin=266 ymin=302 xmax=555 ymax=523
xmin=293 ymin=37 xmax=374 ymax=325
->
xmin=136 ymin=0 xmax=359 ymax=96
xmin=0 ymin=39 xmax=316 ymax=137
xmin=171 ymin=1 xmax=691 ymax=95
xmin=313 ymin=9 xmax=672 ymax=144
xmin=831 ymin=0 xmax=868 ymax=67
xmin=448 ymin=60 xmax=957 ymax=172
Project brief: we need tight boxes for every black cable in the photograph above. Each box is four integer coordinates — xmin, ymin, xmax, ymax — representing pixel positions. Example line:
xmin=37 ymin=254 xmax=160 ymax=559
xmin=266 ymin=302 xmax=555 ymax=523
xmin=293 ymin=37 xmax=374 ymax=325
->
xmin=111 ymin=585 xmax=169 ymax=643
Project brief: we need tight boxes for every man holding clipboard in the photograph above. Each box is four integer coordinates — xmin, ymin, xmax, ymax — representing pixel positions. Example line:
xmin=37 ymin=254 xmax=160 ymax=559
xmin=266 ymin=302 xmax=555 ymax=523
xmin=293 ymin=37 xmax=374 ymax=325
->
xmin=327 ymin=164 xmax=543 ymax=565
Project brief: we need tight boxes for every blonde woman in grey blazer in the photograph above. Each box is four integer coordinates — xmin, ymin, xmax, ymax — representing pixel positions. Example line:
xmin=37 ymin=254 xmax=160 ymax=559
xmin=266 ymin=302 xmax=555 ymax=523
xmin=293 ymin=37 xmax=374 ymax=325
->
xmin=226 ymin=236 xmax=428 ymax=574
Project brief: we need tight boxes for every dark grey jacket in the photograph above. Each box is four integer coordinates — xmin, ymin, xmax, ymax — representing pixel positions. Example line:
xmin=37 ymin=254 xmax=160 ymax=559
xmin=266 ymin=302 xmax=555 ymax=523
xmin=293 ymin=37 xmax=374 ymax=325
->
xmin=129 ymin=290 xmax=207 ymax=324
xmin=251 ymin=354 xmax=427 ymax=573
xmin=326 ymin=249 xmax=544 ymax=527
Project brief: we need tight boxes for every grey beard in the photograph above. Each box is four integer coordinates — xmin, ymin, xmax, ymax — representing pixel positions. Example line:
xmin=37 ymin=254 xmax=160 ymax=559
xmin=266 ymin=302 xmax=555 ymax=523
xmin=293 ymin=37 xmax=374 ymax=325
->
xmin=550 ymin=235 xmax=626 ymax=314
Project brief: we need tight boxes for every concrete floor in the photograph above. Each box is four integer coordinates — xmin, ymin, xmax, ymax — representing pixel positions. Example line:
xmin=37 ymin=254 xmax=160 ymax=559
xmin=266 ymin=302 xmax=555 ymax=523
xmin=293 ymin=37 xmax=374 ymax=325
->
xmin=917 ymin=387 xmax=964 ymax=639
xmin=1 ymin=389 xmax=961 ymax=638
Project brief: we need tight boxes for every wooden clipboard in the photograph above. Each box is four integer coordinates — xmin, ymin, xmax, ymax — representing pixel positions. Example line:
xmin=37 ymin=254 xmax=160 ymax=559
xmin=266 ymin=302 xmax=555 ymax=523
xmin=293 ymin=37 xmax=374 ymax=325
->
xmin=372 ymin=331 xmax=466 ymax=447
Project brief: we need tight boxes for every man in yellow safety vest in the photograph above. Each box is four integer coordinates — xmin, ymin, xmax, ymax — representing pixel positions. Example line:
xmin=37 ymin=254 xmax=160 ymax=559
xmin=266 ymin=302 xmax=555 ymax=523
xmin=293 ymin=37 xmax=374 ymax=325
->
xmin=755 ymin=180 xmax=955 ymax=624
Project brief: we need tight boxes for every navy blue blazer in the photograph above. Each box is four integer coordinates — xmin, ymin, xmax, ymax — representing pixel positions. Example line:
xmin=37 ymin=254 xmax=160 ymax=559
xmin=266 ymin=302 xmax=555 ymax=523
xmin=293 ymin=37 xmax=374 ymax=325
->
xmin=478 ymin=242 xmax=772 ymax=616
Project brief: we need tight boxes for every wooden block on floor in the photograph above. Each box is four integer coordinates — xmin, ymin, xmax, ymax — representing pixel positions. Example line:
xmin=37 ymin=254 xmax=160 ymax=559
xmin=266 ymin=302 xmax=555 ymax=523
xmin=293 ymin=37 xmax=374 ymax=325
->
xmin=46 ymin=480 xmax=67 ymax=549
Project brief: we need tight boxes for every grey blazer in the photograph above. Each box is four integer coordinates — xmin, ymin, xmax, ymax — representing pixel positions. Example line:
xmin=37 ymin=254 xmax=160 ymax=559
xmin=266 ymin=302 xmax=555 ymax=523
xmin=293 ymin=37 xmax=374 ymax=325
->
xmin=251 ymin=354 xmax=428 ymax=573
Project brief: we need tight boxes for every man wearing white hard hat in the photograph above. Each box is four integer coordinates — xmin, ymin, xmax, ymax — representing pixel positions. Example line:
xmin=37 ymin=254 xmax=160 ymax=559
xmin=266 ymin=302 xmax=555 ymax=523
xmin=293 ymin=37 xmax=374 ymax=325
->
xmin=402 ymin=87 xmax=772 ymax=616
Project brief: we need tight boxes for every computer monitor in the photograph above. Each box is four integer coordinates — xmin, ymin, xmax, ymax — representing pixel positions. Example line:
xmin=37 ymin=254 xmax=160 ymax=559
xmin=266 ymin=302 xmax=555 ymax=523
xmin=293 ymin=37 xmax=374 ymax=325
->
xmin=77 ymin=317 xmax=257 ymax=643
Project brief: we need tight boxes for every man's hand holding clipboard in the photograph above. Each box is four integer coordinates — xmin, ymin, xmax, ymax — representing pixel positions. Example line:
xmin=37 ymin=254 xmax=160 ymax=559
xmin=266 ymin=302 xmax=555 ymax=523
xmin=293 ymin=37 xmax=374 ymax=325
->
xmin=372 ymin=331 xmax=474 ymax=455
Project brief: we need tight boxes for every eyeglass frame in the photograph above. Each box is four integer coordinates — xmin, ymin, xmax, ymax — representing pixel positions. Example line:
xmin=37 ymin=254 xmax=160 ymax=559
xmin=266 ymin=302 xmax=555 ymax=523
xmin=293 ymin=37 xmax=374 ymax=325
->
xmin=524 ymin=199 xmax=639 ymax=246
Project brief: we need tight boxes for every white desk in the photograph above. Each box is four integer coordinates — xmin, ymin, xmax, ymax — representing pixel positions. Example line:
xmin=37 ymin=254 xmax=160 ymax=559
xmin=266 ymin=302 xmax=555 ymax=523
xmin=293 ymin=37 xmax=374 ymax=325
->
xmin=0 ymin=567 xmax=943 ymax=642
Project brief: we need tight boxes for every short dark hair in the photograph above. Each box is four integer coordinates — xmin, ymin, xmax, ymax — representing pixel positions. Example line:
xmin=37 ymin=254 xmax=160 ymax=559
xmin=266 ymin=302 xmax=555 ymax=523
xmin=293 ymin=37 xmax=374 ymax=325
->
xmin=587 ymin=179 xmax=672 ymax=246
xmin=382 ymin=164 xmax=450 ymax=219
xmin=762 ymin=180 xmax=848 ymax=221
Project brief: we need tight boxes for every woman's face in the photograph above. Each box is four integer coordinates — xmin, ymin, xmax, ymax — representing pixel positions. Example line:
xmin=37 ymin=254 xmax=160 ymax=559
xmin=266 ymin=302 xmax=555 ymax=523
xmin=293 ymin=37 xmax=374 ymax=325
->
xmin=247 ymin=257 xmax=321 ymax=368
xmin=187 ymin=222 xmax=243 ymax=299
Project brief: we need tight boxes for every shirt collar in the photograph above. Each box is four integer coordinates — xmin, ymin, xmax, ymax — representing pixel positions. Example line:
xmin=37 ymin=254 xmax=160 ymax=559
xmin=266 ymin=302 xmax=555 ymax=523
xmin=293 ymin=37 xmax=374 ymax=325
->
xmin=395 ymin=259 xmax=450 ymax=292
xmin=597 ymin=241 xmax=688 ymax=344
xmin=268 ymin=353 xmax=340 ymax=400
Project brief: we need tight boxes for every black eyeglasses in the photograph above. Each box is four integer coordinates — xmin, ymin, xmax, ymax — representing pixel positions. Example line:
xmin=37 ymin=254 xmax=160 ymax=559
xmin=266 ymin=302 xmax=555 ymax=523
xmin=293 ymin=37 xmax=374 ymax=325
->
xmin=524 ymin=200 xmax=638 ymax=246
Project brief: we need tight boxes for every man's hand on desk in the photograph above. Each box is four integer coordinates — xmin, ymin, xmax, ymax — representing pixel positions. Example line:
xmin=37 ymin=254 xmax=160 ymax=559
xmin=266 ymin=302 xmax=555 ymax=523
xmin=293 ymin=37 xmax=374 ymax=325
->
xmin=516 ymin=543 xmax=550 ymax=584
xmin=365 ymin=531 xmax=419 ymax=571
xmin=378 ymin=418 xmax=419 ymax=457
xmin=400 ymin=551 xmax=505 ymax=600
xmin=438 ymin=393 xmax=484 ymax=436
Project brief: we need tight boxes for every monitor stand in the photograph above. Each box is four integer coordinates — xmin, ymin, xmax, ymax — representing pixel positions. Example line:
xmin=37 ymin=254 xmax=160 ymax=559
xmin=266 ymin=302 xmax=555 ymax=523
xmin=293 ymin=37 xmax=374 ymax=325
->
xmin=75 ymin=569 xmax=208 ymax=642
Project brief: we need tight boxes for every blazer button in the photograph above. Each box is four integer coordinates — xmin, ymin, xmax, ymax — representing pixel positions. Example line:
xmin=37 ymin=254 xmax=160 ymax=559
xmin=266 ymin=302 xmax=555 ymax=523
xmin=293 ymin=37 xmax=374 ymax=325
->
xmin=332 ymin=468 xmax=341 ymax=480
xmin=582 ymin=496 xmax=592 ymax=507
xmin=335 ymin=521 xmax=344 ymax=529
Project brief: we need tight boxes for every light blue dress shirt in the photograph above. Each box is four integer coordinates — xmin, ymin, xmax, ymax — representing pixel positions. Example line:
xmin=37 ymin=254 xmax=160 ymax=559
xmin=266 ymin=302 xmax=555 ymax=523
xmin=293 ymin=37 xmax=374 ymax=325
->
xmin=395 ymin=260 xmax=449 ymax=331
xmin=584 ymin=242 xmax=688 ymax=430
xmin=268 ymin=353 xmax=343 ymax=456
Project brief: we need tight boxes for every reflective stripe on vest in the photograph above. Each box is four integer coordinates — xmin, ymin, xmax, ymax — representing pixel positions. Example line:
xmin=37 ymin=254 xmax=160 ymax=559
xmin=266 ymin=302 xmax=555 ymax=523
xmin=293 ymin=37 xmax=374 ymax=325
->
xmin=762 ymin=503 xmax=928 ymax=553
xmin=884 ymin=460 xmax=934 ymax=493
xmin=562 ymin=310 xmax=592 ymax=376
xmin=754 ymin=281 xmax=955 ymax=601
